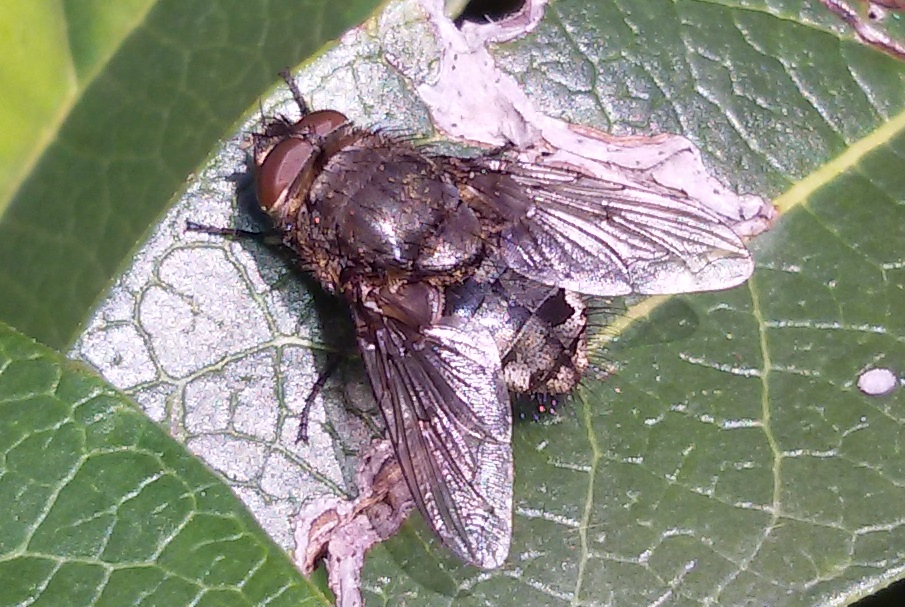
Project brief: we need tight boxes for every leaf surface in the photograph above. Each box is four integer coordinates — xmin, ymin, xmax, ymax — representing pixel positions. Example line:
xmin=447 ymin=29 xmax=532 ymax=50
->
xmin=0 ymin=321 xmax=330 ymax=606
xmin=0 ymin=0 xmax=378 ymax=348
xmin=3 ymin=1 xmax=905 ymax=606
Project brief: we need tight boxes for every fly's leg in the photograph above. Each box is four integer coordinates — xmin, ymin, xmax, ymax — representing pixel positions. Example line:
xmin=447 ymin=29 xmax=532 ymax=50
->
xmin=185 ymin=221 xmax=284 ymax=246
xmin=297 ymin=354 xmax=343 ymax=443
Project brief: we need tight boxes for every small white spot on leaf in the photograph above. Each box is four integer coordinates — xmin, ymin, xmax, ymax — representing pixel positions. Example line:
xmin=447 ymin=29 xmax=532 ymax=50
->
xmin=857 ymin=367 xmax=899 ymax=396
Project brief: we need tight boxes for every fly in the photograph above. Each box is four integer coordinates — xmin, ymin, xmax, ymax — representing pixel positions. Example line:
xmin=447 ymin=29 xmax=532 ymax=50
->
xmin=204 ymin=74 xmax=753 ymax=569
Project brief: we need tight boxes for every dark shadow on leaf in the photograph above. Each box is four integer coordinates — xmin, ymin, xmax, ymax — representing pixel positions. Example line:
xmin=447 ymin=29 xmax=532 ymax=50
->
xmin=613 ymin=298 xmax=701 ymax=351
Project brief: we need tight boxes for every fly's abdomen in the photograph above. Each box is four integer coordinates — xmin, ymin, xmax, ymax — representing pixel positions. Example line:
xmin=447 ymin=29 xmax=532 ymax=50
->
xmin=445 ymin=261 xmax=588 ymax=395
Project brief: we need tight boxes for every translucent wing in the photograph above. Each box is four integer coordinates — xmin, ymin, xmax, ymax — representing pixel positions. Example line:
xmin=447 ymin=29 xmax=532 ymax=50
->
xmin=355 ymin=309 xmax=512 ymax=568
xmin=466 ymin=160 xmax=754 ymax=296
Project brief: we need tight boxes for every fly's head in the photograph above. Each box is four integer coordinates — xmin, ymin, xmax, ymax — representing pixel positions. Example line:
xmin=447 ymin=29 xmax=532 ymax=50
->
xmin=251 ymin=108 xmax=377 ymax=291
xmin=252 ymin=109 xmax=350 ymax=220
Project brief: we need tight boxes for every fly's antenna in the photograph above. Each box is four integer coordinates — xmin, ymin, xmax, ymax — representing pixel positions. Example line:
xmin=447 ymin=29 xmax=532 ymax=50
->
xmin=256 ymin=97 xmax=268 ymax=130
xmin=279 ymin=69 xmax=310 ymax=117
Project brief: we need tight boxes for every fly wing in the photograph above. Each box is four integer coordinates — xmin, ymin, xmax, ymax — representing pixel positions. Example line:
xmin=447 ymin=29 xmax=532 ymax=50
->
xmin=355 ymin=309 xmax=513 ymax=568
xmin=466 ymin=160 xmax=754 ymax=296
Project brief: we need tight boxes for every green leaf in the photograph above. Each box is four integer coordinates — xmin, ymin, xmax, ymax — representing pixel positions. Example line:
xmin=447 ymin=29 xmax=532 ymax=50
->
xmin=5 ymin=0 xmax=905 ymax=606
xmin=0 ymin=0 xmax=380 ymax=349
xmin=0 ymin=1 xmax=157 ymax=214
xmin=0 ymin=320 xmax=330 ymax=606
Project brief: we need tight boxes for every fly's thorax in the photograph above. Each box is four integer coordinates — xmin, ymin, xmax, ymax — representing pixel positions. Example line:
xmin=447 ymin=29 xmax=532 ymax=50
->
xmin=445 ymin=260 xmax=589 ymax=395
xmin=305 ymin=135 xmax=485 ymax=276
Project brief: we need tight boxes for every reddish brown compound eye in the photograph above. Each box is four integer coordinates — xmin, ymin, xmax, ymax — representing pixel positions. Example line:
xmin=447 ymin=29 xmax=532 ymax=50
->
xmin=298 ymin=109 xmax=348 ymax=137
xmin=255 ymin=110 xmax=348 ymax=211
xmin=256 ymin=136 xmax=315 ymax=211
